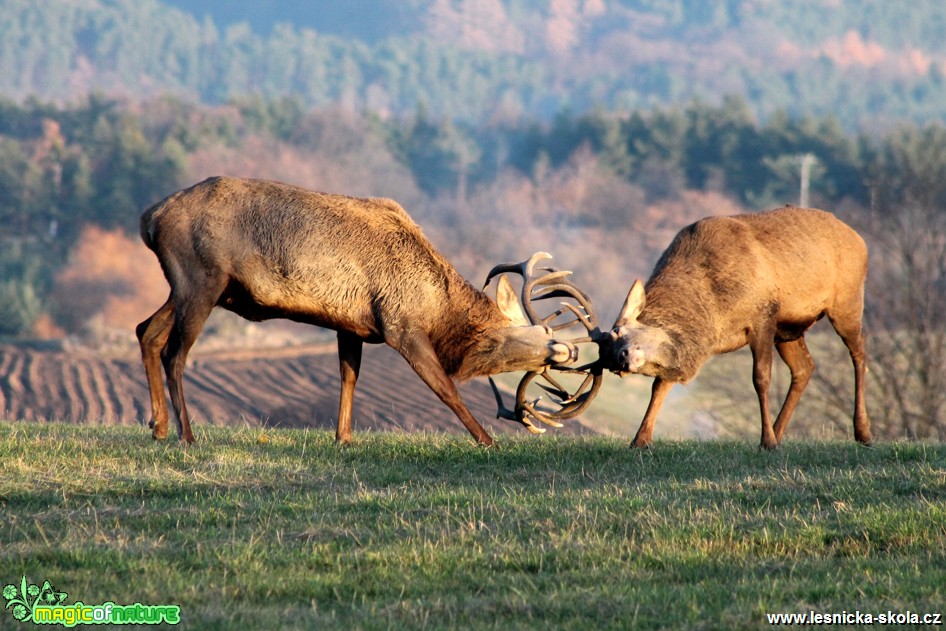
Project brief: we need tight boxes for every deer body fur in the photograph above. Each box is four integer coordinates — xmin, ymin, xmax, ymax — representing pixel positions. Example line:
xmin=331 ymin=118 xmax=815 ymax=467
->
xmin=603 ymin=206 xmax=872 ymax=449
xmin=136 ymin=177 xmax=578 ymax=446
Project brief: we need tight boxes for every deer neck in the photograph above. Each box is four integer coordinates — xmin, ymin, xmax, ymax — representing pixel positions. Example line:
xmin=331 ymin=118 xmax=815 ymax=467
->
xmin=427 ymin=278 xmax=506 ymax=380
xmin=639 ymin=282 xmax=715 ymax=383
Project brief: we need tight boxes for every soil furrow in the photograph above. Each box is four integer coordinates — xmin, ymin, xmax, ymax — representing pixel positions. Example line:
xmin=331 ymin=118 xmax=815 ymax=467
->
xmin=63 ymin=361 xmax=85 ymax=422
xmin=0 ymin=345 xmax=593 ymax=436
xmin=1 ymin=350 xmax=26 ymax=417
xmin=74 ymin=359 xmax=102 ymax=422
xmin=88 ymin=359 xmax=118 ymax=423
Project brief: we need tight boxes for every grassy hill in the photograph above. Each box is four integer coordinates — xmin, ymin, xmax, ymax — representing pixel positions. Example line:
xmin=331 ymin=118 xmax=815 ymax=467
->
xmin=2 ymin=422 xmax=943 ymax=629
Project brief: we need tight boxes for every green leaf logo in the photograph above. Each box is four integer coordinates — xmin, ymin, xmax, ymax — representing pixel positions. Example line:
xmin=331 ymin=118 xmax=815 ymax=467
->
xmin=2 ymin=576 xmax=67 ymax=623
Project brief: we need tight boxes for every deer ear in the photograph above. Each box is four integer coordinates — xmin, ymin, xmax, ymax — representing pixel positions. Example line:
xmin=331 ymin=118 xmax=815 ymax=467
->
xmin=614 ymin=279 xmax=646 ymax=327
xmin=496 ymin=275 xmax=531 ymax=327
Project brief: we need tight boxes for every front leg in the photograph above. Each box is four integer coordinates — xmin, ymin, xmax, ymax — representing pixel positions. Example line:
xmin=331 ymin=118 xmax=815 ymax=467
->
xmin=632 ymin=377 xmax=673 ymax=448
xmin=396 ymin=333 xmax=494 ymax=447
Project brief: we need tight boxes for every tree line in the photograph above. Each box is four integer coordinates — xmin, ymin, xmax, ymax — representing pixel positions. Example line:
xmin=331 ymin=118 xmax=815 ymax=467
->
xmin=1 ymin=93 xmax=942 ymax=252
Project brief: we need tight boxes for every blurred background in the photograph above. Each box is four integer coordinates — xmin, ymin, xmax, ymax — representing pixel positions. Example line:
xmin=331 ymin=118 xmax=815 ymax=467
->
xmin=0 ymin=0 xmax=943 ymax=441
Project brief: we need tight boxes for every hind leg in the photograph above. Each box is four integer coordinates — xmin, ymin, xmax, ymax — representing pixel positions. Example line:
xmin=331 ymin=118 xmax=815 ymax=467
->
xmin=772 ymin=337 xmax=815 ymax=444
xmin=136 ymin=296 xmax=175 ymax=440
xmin=162 ymin=291 xmax=221 ymax=444
xmin=335 ymin=331 xmax=363 ymax=445
xmin=828 ymin=312 xmax=872 ymax=445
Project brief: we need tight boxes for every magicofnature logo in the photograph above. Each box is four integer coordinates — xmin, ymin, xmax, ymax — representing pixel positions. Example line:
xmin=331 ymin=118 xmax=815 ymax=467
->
xmin=3 ymin=576 xmax=180 ymax=627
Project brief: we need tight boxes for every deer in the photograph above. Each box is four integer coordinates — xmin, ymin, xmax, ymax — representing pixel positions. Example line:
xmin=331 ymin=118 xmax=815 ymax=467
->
xmin=135 ymin=176 xmax=585 ymax=447
xmin=598 ymin=205 xmax=873 ymax=450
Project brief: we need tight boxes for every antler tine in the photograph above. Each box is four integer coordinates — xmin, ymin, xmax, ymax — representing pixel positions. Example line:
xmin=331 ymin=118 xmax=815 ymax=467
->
xmin=482 ymin=252 xmax=552 ymax=291
xmin=512 ymin=364 xmax=605 ymax=425
xmin=530 ymin=269 xmax=576 ymax=287
xmin=519 ymin=252 xmax=557 ymax=325
xmin=558 ymin=301 xmax=595 ymax=332
xmin=489 ymin=376 xmax=517 ymax=421
xmin=489 ymin=376 xmax=546 ymax=434
xmin=520 ymin=400 xmax=565 ymax=428
xmin=554 ymin=280 xmax=599 ymax=331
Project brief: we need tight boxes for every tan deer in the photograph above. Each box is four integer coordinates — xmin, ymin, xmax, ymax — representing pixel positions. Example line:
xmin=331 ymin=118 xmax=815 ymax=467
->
xmin=600 ymin=206 xmax=873 ymax=449
xmin=136 ymin=177 xmax=582 ymax=446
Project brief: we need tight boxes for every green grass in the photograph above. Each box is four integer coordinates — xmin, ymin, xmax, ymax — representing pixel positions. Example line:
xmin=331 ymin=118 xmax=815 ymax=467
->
xmin=1 ymin=423 xmax=944 ymax=630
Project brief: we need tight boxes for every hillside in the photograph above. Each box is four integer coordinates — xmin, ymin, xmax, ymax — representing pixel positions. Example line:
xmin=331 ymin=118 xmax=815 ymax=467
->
xmin=3 ymin=0 xmax=946 ymax=127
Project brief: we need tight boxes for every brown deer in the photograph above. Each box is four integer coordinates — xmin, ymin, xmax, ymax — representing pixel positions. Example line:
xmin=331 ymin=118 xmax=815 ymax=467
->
xmin=136 ymin=176 xmax=581 ymax=446
xmin=600 ymin=206 xmax=873 ymax=449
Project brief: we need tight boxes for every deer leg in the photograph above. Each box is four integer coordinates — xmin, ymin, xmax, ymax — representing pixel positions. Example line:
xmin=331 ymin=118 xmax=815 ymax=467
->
xmin=136 ymin=296 xmax=175 ymax=440
xmin=396 ymin=334 xmax=494 ymax=446
xmin=162 ymin=295 xmax=218 ymax=444
xmin=749 ymin=330 xmax=778 ymax=450
xmin=335 ymin=331 xmax=363 ymax=445
xmin=828 ymin=313 xmax=873 ymax=445
xmin=772 ymin=337 xmax=815 ymax=443
xmin=631 ymin=377 xmax=673 ymax=448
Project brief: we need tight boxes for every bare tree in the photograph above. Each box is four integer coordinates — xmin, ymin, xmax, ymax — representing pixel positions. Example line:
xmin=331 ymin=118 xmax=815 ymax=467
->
xmin=859 ymin=204 xmax=946 ymax=439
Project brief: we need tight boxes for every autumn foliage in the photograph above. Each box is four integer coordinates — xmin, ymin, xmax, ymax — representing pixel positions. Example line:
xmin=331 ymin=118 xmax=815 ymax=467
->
xmin=49 ymin=226 xmax=166 ymax=337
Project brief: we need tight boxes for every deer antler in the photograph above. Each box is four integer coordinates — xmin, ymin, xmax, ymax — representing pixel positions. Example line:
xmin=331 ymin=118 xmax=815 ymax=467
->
xmin=484 ymin=252 xmax=604 ymax=431
xmin=484 ymin=252 xmax=600 ymax=335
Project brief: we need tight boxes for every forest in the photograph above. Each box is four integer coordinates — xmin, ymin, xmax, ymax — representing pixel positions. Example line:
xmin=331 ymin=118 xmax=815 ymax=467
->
xmin=3 ymin=0 xmax=946 ymax=126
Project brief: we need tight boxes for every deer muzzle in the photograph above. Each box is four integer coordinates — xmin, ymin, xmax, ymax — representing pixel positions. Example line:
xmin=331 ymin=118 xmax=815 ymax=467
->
xmin=550 ymin=341 xmax=580 ymax=365
xmin=616 ymin=345 xmax=646 ymax=373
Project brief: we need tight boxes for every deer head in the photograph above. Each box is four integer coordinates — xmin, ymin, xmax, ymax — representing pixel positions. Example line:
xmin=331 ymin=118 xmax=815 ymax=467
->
xmin=601 ymin=279 xmax=677 ymax=378
xmin=455 ymin=272 xmax=580 ymax=380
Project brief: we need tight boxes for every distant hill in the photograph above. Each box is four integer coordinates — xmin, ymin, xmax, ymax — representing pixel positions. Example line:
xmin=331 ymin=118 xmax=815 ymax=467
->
xmin=2 ymin=0 xmax=946 ymax=128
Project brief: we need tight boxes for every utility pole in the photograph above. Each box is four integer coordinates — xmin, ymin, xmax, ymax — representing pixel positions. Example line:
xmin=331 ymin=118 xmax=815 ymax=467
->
xmin=799 ymin=153 xmax=817 ymax=208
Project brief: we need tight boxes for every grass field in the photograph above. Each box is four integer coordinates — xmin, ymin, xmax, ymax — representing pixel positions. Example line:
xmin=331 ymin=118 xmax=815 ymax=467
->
xmin=1 ymin=422 xmax=944 ymax=630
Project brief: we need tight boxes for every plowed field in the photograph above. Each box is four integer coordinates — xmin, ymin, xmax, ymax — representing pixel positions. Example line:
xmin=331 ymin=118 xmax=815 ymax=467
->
xmin=0 ymin=343 xmax=594 ymax=438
